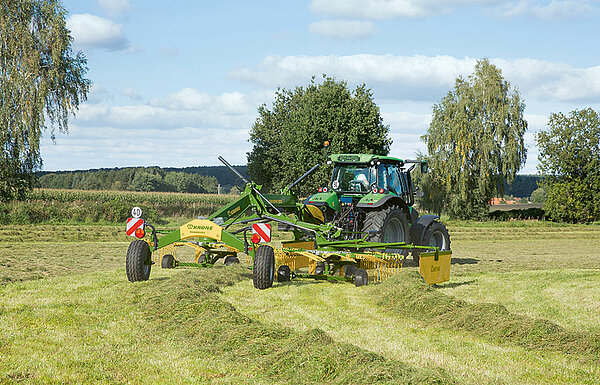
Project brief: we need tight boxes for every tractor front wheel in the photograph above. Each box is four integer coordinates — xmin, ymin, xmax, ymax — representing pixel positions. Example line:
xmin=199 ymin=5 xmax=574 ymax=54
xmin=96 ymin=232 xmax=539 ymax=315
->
xmin=413 ymin=221 xmax=451 ymax=266
xmin=253 ymin=245 xmax=275 ymax=289
xmin=126 ymin=240 xmax=151 ymax=282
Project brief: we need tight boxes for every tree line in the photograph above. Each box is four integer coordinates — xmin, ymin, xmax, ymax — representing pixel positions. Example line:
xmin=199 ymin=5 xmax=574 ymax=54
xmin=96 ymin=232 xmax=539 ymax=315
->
xmin=39 ymin=167 xmax=221 ymax=194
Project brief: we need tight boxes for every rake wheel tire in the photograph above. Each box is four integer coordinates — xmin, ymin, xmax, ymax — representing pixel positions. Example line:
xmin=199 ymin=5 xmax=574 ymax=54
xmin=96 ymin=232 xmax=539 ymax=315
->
xmin=126 ymin=240 xmax=151 ymax=282
xmin=277 ymin=265 xmax=291 ymax=282
xmin=413 ymin=221 xmax=451 ymax=266
xmin=362 ymin=205 xmax=410 ymax=245
xmin=196 ymin=252 xmax=208 ymax=263
xmin=354 ymin=268 xmax=368 ymax=287
xmin=253 ymin=245 xmax=275 ymax=289
xmin=314 ymin=262 xmax=325 ymax=275
xmin=224 ymin=255 xmax=240 ymax=266
xmin=161 ymin=254 xmax=175 ymax=269
xmin=343 ymin=265 xmax=357 ymax=278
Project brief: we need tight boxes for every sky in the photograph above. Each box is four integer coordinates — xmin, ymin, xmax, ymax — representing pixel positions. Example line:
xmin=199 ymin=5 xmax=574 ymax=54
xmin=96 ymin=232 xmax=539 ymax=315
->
xmin=41 ymin=0 xmax=600 ymax=173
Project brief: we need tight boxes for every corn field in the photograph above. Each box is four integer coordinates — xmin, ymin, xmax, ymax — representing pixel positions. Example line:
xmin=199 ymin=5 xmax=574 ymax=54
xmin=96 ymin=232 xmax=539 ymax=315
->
xmin=0 ymin=189 xmax=238 ymax=224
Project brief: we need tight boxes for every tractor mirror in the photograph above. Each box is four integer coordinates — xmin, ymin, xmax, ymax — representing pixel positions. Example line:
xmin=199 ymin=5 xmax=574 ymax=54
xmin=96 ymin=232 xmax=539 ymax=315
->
xmin=420 ymin=162 xmax=428 ymax=173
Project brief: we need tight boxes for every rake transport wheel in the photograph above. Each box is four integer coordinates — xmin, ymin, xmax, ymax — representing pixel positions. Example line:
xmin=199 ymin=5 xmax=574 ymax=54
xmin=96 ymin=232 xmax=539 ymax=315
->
xmin=126 ymin=240 xmax=151 ymax=282
xmin=277 ymin=265 xmax=291 ymax=282
xmin=413 ymin=221 xmax=451 ymax=266
xmin=224 ymin=255 xmax=240 ymax=266
xmin=253 ymin=245 xmax=275 ymax=289
xmin=161 ymin=254 xmax=175 ymax=269
xmin=354 ymin=268 xmax=368 ymax=287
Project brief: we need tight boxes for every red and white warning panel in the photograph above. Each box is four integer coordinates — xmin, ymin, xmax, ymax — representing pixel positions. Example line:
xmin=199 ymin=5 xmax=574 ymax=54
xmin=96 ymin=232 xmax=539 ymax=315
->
xmin=126 ymin=217 xmax=144 ymax=237
xmin=252 ymin=223 xmax=271 ymax=243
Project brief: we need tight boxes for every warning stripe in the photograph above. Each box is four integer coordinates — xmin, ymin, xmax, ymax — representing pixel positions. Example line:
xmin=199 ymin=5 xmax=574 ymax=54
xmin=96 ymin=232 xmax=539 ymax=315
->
xmin=253 ymin=224 xmax=270 ymax=242
xmin=126 ymin=218 xmax=144 ymax=236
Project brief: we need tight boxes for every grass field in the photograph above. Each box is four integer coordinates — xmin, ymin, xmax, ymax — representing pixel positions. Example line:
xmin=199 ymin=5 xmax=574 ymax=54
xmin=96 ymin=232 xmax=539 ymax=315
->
xmin=1 ymin=220 xmax=599 ymax=384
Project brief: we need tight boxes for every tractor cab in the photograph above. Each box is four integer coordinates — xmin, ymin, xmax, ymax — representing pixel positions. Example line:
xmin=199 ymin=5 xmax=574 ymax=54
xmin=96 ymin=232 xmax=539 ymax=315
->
xmin=329 ymin=155 xmax=415 ymax=205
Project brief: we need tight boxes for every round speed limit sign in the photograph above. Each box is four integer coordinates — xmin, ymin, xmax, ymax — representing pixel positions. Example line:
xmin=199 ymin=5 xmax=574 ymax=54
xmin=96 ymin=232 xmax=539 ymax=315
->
xmin=131 ymin=206 xmax=143 ymax=218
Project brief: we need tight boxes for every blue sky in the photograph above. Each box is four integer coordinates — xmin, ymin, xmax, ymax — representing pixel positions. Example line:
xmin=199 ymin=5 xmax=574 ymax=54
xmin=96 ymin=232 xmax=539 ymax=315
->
xmin=41 ymin=0 xmax=600 ymax=173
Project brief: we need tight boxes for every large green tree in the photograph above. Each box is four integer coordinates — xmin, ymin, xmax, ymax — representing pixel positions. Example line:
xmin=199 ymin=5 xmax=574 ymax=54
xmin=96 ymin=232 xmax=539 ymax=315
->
xmin=536 ymin=108 xmax=600 ymax=223
xmin=0 ymin=0 xmax=90 ymax=201
xmin=421 ymin=59 xmax=527 ymax=219
xmin=247 ymin=76 xmax=391 ymax=196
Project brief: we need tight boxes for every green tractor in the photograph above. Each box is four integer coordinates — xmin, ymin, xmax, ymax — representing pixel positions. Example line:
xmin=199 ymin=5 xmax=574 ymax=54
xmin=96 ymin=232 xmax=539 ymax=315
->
xmin=305 ymin=154 xmax=450 ymax=265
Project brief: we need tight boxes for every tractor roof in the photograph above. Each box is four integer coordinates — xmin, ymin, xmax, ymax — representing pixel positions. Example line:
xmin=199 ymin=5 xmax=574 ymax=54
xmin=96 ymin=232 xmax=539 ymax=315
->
xmin=329 ymin=154 xmax=404 ymax=164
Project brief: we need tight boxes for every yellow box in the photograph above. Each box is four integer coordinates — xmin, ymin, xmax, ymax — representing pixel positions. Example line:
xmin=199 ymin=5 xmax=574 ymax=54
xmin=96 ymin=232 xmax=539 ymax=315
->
xmin=419 ymin=250 xmax=452 ymax=285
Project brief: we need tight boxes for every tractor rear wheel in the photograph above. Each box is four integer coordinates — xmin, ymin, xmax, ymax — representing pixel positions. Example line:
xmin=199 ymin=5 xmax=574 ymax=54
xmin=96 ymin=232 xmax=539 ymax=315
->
xmin=362 ymin=205 xmax=410 ymax=245
xmin=161 ymin=254 xmax=175 ymax=269
xmin=253 ymin=245 xmax=275 ymax=289
xmin=126 ymin=240 xmax=151 ymax=282
xmin=413 ymin=221 xmax=451 ymax=266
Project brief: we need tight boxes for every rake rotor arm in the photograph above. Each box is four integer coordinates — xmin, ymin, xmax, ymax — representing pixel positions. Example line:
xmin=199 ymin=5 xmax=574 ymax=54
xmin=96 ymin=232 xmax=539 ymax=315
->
xmin=282 ymin=163 xmax=320 ymax=194
xmin=218 ymin=156 xmax=249 ymax=183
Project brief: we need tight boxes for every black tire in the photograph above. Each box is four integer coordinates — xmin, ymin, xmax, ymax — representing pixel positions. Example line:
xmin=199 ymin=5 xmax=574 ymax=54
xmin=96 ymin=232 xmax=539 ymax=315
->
xmin=314 ymin=262 xmax=325 ymax=275
xmin=253 ymin=245 xmax=275 ymax=290
xmin=224 ymin=255 xmax=240 ymax=266
xmin=277 ymin=265 xmax=291 ymax=282
xmin=126 ymin=240 xmax=151 ymax=282
xmin=362 ymin=205 xmax=410 ymax=245
xmin=161 ymin=254 xmax=175 ymax=269
xmin=343 ymin=264 xmax=357 ymax=278
xmin=354 ymin=268 xmax=368 ymax=287
xmin=196 ymin=252 xmax=208 ymax=263
xmin=413 ymin=221 xmax=451 ymax=266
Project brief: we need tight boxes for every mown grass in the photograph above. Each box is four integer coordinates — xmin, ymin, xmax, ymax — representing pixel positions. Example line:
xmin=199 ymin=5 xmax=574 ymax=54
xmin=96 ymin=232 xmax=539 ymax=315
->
xmin=0 ymin=267 xmax=455 ymax=384
xmin=221 ymin=276 xmax=600 ymax=385
xmin=438 ymin=269 xmax=600 ymax=333
xmin=1 ymin=220 xmax=599 ymax=384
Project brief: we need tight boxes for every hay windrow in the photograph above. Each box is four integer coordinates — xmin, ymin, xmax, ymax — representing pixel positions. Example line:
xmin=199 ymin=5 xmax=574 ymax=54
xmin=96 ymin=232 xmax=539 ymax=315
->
xmin=369 ymin=270 xmax=600 ymax=358
xmin=139 ymin=266 xmax=456 ymax=385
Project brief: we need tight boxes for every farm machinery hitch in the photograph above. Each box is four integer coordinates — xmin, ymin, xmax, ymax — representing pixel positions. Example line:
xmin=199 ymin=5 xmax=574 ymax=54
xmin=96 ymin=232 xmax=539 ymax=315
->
xmin=125 ymin=156 xmax=452 ymax=288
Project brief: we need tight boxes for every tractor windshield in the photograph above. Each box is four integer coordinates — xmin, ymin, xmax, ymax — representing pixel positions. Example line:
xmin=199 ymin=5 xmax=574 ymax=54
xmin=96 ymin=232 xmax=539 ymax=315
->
xmin=331 ymin=164 xmax=374 ymax=192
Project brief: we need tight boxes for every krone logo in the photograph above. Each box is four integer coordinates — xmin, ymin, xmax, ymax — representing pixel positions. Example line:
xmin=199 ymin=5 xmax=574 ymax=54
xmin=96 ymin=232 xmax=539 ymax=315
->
xmin=187 ymin=224 xmax=213 ymax=231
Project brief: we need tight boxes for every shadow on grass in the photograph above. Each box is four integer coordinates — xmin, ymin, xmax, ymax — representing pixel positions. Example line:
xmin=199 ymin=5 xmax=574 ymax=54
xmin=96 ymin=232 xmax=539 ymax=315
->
xmin=451 ymin=257 xmax=478 ymax=265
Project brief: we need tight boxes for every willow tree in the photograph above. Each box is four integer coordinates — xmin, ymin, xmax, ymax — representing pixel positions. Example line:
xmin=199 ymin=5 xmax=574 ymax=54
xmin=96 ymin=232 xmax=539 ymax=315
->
xmin=421 ymin=59 xmax=527 ymax=219
xmin=0 ymin=0 xmax=90 ymax=201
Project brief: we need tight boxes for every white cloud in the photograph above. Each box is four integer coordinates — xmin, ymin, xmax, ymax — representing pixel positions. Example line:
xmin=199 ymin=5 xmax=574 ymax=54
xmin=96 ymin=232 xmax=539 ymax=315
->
xmin=495 ymin=0 xmax=600 ymax=20
xmin=98 ymin=0 xmax=132 ymax=17
xmin=67 ymin=14 xmax=129 ymax=51
xmin=310 ymin=0 xmax=502 ymax=19
xmin=121 ymin=88 xmax=143 ymax=101
xmin=229 ymin=54 xmax=600 ymax=103
xmin=310 ymin=0 xmax=600 ymax=20
xmin=149 ymin=88 xmax=252 ymax=115
xmin=309 ymin=20 xmax=376 ymax=39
